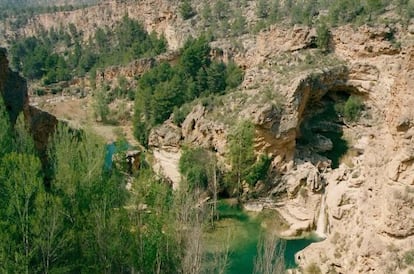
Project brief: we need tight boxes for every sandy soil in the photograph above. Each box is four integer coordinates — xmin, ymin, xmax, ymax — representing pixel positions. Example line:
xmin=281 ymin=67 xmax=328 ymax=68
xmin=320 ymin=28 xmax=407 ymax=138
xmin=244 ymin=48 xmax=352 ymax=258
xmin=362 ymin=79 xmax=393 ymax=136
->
xmin=30 ymin=94 xmax=139 ymax=146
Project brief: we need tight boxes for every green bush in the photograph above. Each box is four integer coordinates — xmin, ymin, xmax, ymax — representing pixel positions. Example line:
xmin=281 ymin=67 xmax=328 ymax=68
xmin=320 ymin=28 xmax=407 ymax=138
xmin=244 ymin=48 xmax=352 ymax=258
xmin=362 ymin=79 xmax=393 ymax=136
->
xmin=173 ymin=104 xmax=192 ymax=126
xmin=34 ymin=89 xmax=45 ymax=96
xmin=179 ymin=0 xmax=195 ymax=20
xmin=179 ymin=147 xmax=212 ymax=189
xmin=343 ymin=95 xmax=363 ymax=122
xmin=225 ymin=61 xmax=244 ymax=89
xmin=405 ymin=249 xmax=414 ymax=266
xmin=316 ymin=21 xmax=330 ymax=52
xmin=245 ymin=154 xmax=271 ymax=186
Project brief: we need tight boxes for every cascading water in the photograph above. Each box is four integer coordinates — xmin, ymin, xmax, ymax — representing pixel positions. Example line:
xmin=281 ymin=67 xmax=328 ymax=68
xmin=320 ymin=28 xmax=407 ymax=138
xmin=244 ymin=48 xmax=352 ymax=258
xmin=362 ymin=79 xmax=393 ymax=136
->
xmin=315 ymin=194 xmax=327 ymax=239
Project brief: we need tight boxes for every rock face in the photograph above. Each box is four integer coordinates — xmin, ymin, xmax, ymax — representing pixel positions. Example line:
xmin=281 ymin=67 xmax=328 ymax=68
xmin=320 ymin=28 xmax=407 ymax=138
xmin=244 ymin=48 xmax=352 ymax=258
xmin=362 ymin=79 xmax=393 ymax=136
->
xmin=95 ymin=51 xmax=179 ymax=91
xmin=149 ymin=23 xmax=414 ymax=273
xmin=1 ymin=0 xmax=195 ymax=51
xmin=0 ymin=48 xmax=28 ymax=124
xmin=0 ymin=49 xmax=58 ymax=163
xmin=25 ymin=106 xmax=58 ymax=160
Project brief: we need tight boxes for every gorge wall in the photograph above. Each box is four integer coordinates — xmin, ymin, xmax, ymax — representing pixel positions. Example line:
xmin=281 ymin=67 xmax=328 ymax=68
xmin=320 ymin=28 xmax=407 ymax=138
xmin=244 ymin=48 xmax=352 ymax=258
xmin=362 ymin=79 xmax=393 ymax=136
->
xmin=149 ymin=23 xmax=414 ymax=273
xmin=1 ymin=0 xmax=194 ymax=50
xmin=3 ymin=0 xmax=414 ymax=272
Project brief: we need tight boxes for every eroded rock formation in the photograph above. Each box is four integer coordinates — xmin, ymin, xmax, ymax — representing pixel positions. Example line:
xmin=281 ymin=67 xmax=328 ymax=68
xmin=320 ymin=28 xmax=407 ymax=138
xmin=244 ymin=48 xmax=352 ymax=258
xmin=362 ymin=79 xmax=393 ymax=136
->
xmin=5 ymin=0 xmax=414 ymax=272
xmin=149 ymin=23 xmax=414 ymax=273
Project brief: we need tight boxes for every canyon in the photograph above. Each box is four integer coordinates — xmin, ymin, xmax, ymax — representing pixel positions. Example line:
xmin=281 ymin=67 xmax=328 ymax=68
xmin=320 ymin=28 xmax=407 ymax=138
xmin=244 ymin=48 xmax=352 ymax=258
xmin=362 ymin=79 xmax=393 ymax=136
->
xmin=1 ymin=0 xmax=414 ymax=273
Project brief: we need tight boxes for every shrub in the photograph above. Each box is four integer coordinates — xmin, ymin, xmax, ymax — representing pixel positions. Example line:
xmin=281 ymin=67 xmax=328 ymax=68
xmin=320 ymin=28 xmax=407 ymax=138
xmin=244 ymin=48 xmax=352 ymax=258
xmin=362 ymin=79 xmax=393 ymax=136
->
xmin=35 ymin=89 xmax=45 ymax=96
xmin=405 ymin=249 xmax=414 ymax=266
xmin=173 ymin=103 xmax=192 ymax=126
xmin=179 ymin=0 xmax=195 ymax=20
xmin=256 ymin=0 xmax=269 ymax=18
xmin=179 ymin=147 xmax=212 ymax=189
xmin=245 ymin=154 xmax=271 ymax=186
xmin=305 ymin=262 xmax=322 ymax=274
xmin=225 ymin=61 xmax=244 ymax=89
xmin=316 ymin=21 xmax=331 ymax=52
xmin=343 ymin=95 xmax=363 ymax=122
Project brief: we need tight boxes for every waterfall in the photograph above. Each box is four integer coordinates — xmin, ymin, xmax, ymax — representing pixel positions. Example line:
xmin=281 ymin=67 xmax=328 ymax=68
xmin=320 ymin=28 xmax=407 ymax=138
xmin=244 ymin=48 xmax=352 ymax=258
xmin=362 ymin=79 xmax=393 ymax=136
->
xmin=315 ymin=194 xmax=327 ymax=239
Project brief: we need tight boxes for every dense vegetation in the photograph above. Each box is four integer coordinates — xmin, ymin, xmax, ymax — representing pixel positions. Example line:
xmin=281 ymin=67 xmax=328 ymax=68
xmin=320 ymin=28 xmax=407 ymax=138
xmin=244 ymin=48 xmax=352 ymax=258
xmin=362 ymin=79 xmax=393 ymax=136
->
xmin=133 ymin=36 xmax=243 ymax=145
xmin=0 ymin=96 xmax=280 ymax=273
xmin=182 ymin=0 xmax=414 ymax=40
xmin=0 ymin=97 xmax=190 ymax=273
xmin=0 ymin=0 xmax=98 ymax=24
xmin=179 ymin=121 xmax=272 ymax=198
xmin=9 ymin=16 xmax=166 ymax=84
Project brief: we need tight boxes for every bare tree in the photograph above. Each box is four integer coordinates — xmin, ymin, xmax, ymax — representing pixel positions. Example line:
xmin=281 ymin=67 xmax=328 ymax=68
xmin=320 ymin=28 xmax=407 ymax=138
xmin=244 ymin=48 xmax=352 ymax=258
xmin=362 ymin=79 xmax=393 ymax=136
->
xmin=210 ymin=228 xmax=231 ymax=274
xmin=254 ymin=234 xmax=286 ymax=274
xmin=175 ymin=181 xmax=206 ymax=274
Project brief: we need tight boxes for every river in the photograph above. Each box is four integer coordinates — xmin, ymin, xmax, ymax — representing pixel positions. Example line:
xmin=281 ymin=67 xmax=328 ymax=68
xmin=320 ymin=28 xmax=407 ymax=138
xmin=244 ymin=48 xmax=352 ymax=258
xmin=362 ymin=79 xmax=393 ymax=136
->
xmin=203 ymin=201 xmax=320 ymax=273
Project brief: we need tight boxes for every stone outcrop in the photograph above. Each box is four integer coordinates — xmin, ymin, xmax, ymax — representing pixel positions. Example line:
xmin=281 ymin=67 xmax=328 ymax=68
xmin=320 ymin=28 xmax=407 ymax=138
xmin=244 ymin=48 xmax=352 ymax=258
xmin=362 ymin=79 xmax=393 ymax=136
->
xmin=0 ymin=49 xmax=58 ymax=163
xmin=25 ymin=106 xmax=58 ymax=160
xmin=0 ymin=48 xmax=28 ymax=124
xmin=294 ymin=25 xmax=414 ymax=273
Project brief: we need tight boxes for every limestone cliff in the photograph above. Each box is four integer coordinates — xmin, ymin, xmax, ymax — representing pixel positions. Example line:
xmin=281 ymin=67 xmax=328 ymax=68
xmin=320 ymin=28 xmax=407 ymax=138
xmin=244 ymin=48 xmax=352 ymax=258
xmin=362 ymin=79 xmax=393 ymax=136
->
xmin=149 ymin=23 xmax=414 ymax=273
xmin=1 ymin=0 xmax=195 ymax=50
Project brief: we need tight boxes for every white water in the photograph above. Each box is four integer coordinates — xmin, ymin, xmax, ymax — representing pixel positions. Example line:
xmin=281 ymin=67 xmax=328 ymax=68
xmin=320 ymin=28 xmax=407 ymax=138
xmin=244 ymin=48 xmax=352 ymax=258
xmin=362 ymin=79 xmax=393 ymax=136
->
xmin=315 ymin=194 xmax=327 ymax=239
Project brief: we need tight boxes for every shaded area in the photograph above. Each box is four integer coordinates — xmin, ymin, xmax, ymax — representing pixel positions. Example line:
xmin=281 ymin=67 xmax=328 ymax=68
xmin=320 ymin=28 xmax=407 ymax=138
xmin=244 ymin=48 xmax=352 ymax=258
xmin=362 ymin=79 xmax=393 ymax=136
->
xmin=297 ymin=91 xmax=350 ymax=168
xmin=320 ymin=131 xmax=348 ymax=168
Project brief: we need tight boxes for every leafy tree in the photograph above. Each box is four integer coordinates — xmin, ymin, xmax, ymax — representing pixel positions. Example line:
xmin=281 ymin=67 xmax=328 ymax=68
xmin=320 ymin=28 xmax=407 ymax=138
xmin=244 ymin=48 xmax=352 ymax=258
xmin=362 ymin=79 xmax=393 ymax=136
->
xmin=225 ymin=61 xmax=244 ymax=89
xmin=129 ymin=169 xmax=181 ymax=274
xmin=245 ymin=154 xmax=271 ymax=186
xmin=206 ymin=62 xmax=226 ymax=94
xmin=227 ymin=120 xmax=255 ymax=195
xmin=0 ymin=152 xmax=43 ymax=274
xmin=0 ymin=97 xmax=12 ymax=157
xmin=32 ymin=191 xmax=71 ymax=274
xmin=180 ymin=36 xmax=211 ymax=77
xmin=179 ymin=147 xmax=213 ymax=189
xmin=150 ymin=76 xmax=185 ymax=124
xmin=92 ymin=87 xmax=110 ymax=122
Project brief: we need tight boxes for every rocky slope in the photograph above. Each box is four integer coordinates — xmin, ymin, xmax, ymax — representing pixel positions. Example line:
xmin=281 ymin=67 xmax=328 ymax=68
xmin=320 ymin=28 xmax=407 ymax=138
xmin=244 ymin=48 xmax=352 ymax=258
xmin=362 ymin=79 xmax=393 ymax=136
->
xmin=150 ymin=23 xmax=414 ymax=273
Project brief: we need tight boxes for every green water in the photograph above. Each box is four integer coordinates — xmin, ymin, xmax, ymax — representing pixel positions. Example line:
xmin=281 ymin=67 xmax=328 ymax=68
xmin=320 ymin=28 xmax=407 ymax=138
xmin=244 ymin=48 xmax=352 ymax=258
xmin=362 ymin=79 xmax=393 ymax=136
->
xmin=204 ymin=202 xmax=319 ymax=274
